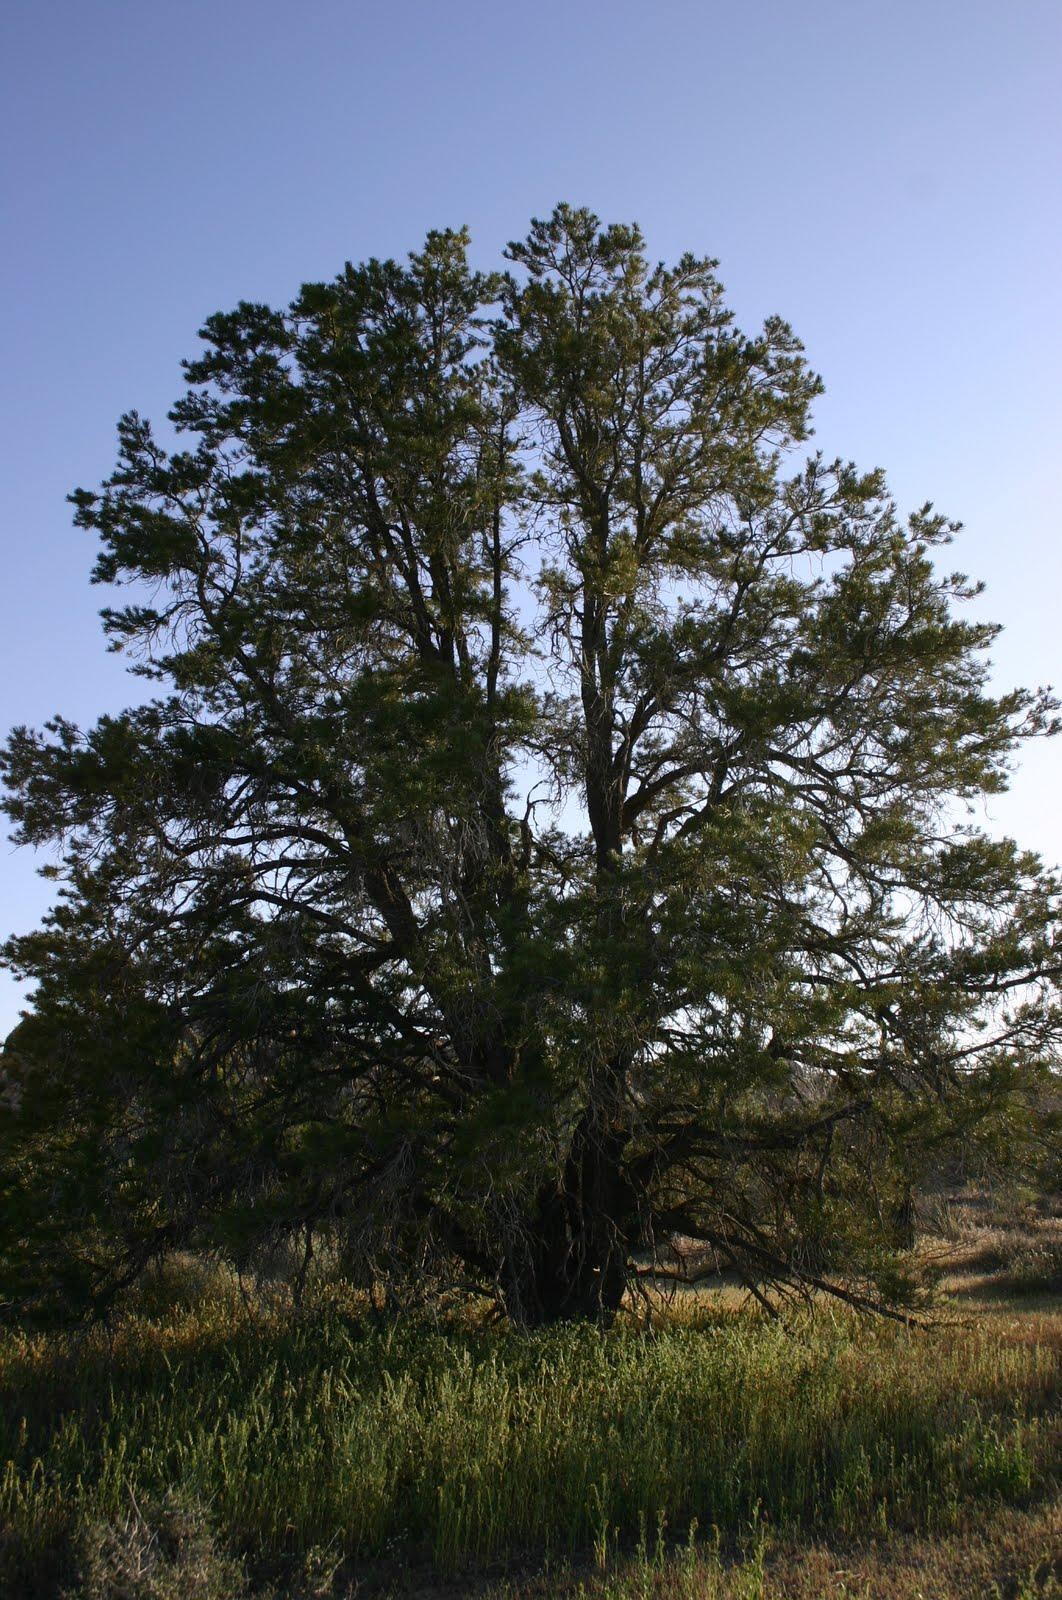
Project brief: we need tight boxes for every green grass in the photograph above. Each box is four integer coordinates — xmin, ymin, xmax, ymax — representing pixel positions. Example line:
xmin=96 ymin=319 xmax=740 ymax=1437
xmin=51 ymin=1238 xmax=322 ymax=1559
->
xmin=0 ymin=1280 xmax=1059 ymax=1597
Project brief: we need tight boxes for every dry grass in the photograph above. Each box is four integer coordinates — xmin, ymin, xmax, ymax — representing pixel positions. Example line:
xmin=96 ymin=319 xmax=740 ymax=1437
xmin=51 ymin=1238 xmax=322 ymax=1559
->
xmin=467 ymin=1501 xmax=1062 ymax=1599
xmin=919 ymin=1185 xmax=1062 ymax=1304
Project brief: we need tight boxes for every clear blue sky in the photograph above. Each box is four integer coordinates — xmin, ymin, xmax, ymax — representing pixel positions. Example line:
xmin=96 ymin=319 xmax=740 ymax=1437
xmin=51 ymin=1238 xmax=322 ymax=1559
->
xmin=2 ymin=0 xmax=1060 ymax=1032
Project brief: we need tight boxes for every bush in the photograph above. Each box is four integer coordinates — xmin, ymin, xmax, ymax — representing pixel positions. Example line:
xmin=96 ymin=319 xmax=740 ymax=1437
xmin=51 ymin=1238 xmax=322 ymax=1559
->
xmin=76 ymin=1493 xmax=246 ymax=1600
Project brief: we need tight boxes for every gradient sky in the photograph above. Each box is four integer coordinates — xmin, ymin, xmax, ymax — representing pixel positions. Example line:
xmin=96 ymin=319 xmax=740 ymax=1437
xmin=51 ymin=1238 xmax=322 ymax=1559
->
xmin=2 ymin=0 xmax=1060 ymax=1033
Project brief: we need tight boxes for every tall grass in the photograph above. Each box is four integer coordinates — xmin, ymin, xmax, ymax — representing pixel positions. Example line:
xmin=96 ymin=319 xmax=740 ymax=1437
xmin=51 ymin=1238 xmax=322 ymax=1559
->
xmin=0 ymin=1283 xmax=1058 ymax=1595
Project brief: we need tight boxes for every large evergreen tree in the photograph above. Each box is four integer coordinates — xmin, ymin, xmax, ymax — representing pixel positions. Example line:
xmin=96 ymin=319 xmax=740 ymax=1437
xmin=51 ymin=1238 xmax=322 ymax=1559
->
xmin=2 ymin=207 xmax=1059 ymax=1324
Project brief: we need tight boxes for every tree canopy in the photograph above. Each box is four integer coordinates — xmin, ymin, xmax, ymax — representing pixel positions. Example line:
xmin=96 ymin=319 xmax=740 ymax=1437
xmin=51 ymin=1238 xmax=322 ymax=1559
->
xmin=2 ymin=205 xmax=1060 ymax=1325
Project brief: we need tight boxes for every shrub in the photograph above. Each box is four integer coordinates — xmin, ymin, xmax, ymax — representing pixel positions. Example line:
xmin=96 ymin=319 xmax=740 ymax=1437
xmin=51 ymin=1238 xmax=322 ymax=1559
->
xmin=76 ymin=1493 xmax=245 ymax=1600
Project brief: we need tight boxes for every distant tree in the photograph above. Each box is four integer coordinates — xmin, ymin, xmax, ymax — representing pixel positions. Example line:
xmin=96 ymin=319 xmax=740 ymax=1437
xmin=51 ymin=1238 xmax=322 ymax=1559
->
xmin=2 ymin=207 xmax=1060 ymax=1325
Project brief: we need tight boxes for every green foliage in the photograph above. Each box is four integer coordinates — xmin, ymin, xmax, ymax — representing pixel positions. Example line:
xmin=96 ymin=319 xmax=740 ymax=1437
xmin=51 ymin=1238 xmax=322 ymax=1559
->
xmin=1 ymin=205 xmax=1060 ymax=1324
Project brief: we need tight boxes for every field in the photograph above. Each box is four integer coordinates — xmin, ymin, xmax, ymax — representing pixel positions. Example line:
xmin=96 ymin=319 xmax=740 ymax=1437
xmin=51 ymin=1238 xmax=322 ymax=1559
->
xmin=1 ymin=1197 xmax=1059 ymax=1599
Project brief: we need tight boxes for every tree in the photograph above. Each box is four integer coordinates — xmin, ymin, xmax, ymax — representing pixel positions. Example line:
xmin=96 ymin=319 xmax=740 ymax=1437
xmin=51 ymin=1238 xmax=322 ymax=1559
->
xmin=2 ymin=206 xmax=1060 ymax=1326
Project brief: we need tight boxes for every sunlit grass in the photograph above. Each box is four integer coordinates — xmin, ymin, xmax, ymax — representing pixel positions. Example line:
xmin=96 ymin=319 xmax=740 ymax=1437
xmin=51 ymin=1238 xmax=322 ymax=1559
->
xmin=0 ymin=1273 xmax=1059 ymax=1595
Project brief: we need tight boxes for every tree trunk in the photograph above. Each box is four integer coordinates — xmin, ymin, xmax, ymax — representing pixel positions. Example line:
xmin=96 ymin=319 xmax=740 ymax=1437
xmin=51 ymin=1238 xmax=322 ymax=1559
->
xmin=500 ymin=1106 xmax=632 ymax=1326
xmin=892 ymin=1182 xmax=916 ymax=1250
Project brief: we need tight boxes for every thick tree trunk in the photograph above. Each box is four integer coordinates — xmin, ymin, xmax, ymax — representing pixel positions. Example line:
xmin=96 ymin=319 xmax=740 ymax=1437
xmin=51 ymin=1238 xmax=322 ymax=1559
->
xmin=499 ymin=1106 xmax=632 ymax=1326
xmin=892 ymin=1182 xmax=916 ymax=1250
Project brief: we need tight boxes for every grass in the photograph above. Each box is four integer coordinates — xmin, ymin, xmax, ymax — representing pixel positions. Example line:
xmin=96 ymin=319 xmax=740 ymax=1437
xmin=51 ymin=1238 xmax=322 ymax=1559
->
xmin=923 ymin=1185 xmax=1062 ymax=1303
xmin=482 ymin=1503 xmax=1062 ymax=1597
xmin=0 ymin=1258 xmax=1059 ymax=1599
